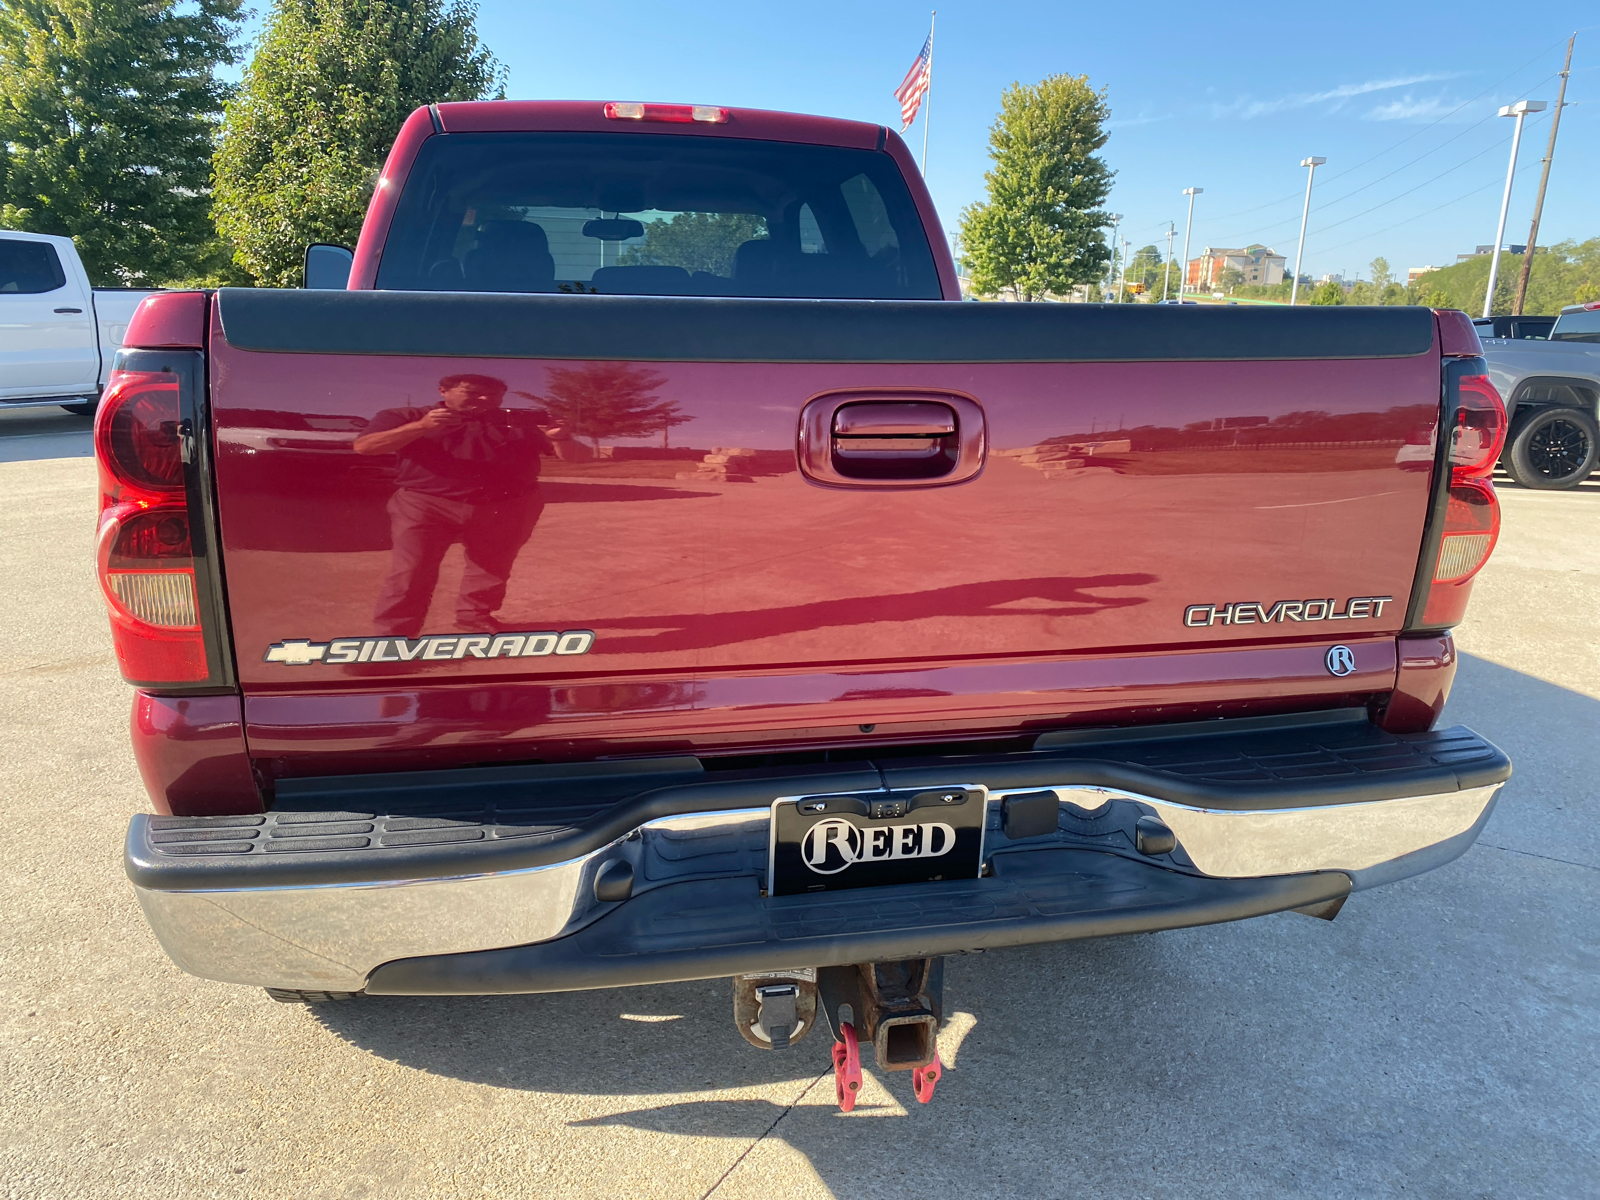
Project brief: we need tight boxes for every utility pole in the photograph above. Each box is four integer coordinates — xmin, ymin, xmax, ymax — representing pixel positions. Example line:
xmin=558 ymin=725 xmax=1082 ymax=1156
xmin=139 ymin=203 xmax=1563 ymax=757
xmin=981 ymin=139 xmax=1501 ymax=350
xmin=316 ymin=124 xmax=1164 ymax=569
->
xmin=1162 ymin=222 xmax=1176 ymax=302
xmin=1105 ymin=213 xmax=1122 ymax=302
xmin=1178 ymin=188 xmax=1202 ymax=302
xmin=1290 ymin=156 xmax=1326 ymax=306
xmin=1118 ymin=236 xmax=1130 ymax=302
xmin=1513 ymin=34 xmax=1574 ymax=316
xmin=1484 ymin=99 xmax=1546 ymax=318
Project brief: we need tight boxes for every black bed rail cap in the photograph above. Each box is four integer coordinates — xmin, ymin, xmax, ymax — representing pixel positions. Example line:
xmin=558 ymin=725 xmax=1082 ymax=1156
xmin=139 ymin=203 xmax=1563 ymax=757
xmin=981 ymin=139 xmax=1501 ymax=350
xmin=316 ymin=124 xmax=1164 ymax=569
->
xmin=215 ymin=288 xmax=1438 ymax=364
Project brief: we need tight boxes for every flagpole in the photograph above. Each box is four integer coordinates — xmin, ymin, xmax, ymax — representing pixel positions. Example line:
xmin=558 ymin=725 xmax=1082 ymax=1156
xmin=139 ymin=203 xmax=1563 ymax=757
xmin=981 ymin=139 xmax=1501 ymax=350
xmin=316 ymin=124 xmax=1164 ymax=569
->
xmin=921 ymin=11 xmax=935 ymax=175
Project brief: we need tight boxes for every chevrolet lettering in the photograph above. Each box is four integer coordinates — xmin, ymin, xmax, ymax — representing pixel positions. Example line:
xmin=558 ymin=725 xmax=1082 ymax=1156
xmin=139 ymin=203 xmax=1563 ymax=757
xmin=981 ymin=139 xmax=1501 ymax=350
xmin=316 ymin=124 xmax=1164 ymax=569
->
xmin=1183 ymin=597 xmax=1394 ymax=627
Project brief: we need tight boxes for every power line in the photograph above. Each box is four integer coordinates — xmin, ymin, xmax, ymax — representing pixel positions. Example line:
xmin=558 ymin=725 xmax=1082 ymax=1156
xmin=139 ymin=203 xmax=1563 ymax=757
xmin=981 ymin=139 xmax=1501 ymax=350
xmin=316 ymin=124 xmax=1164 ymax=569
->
xmin=1311 ymin=36 xmax=1571 ymax=189
xmin=1206 ymin=85 xmax=1556 ymax=250
xmin=1191 ymin=42 xmax=1574 ymax=255
xmin=1308 ymin=111 xmax=1545 ymax=238
xmin=1195 ymin=37 xmax=1572 ymax=228
xmin=1314 ymin=178 xmax=1502 ymax=256
xmin=1312 ymin=127 xmax=1547 ymax=258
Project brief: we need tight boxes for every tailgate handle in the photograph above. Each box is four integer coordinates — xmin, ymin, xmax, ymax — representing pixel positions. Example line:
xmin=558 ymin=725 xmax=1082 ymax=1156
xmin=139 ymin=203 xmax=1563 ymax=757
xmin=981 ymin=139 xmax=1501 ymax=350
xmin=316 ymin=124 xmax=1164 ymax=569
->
xmin=833 ymin=402 xmax=956 ymax=439
xmin=799 ymin=393 xmax=986 ymax=488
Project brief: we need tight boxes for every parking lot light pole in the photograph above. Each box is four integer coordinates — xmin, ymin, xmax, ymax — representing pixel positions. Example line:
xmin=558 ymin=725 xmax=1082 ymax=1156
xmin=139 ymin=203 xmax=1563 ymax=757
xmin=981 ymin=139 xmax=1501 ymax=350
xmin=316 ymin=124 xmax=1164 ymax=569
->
xmin=1104 ymin=213 xmax=1122 ymax=301
xmin=1162 ymin=221 xmax=1176 ymax=302
xmin=1290 ymin=157 xmax=1326 ymax=306
xmin=1483 ymin=100 xmax=1546 ymax=319
xmin=1178 ymin=188 xmax=1201 ymax=302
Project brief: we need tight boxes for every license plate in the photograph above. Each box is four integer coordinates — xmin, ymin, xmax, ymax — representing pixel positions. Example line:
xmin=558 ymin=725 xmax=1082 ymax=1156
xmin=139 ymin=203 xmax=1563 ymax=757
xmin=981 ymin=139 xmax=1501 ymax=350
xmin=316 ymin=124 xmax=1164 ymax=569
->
xmin=768 ymin=787 xmax=987 ymax=897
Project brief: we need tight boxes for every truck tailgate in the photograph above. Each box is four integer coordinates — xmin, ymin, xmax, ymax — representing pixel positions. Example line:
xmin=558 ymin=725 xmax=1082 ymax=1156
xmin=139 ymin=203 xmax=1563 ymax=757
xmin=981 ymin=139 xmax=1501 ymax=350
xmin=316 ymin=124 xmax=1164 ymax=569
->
xmin=207 ymin=292 xmax=1441 ymax=772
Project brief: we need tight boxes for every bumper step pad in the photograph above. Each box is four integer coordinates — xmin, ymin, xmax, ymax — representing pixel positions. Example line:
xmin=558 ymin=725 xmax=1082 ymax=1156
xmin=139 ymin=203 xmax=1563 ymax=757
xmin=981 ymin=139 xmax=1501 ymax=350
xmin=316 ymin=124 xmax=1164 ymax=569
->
xmin=363 ymin=847 xmax=1349 ymax=996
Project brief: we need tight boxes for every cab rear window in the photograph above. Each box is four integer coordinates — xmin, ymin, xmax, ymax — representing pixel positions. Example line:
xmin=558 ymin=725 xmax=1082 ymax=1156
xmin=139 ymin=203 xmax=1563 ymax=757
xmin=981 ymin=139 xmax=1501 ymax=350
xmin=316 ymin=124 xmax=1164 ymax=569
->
xmin=375 ymin=132 xmax=941 ymax=300
xmin=1552 ymin=310 xmax=1600 ymax=344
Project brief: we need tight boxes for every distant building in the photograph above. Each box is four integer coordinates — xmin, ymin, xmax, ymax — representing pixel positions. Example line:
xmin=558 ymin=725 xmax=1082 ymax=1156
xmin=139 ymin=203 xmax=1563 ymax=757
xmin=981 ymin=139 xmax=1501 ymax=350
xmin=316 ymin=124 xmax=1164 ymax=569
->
xmin=1185 ymin=244 xmax=1287 ymax=290
xmin=1456 ymin=244 xmax=1527 ymax=261
xmin=1408 ymin=266 xmax=1440 ymax=284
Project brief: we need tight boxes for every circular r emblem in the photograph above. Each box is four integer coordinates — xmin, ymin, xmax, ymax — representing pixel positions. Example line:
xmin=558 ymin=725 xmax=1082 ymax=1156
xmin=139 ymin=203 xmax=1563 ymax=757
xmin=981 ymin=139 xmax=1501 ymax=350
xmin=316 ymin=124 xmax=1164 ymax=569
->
xmin=800 ymin=818 xmax=863 ymax=874
xmin=1325 ymin=645 xmax=1357 ymax=677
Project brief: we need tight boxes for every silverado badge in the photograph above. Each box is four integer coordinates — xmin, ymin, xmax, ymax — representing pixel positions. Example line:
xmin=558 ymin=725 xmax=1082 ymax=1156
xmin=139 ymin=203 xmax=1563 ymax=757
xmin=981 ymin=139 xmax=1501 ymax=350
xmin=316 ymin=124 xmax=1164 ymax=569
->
xmin=263 ymin=630 xmax=595 ymax=665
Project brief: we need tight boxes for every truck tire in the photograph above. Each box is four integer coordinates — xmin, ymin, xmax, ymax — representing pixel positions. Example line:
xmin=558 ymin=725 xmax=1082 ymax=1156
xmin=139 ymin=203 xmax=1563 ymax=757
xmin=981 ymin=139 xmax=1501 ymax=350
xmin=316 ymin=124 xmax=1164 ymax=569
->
xmin=1504 ymin=407 xmax=1599 ymax=490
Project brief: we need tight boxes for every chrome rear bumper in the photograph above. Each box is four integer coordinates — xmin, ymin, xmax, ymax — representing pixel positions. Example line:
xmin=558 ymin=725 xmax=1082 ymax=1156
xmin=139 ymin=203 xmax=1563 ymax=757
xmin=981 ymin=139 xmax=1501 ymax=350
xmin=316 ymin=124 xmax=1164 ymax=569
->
xmin=130 ymin=771 xmax=1504 ymax=993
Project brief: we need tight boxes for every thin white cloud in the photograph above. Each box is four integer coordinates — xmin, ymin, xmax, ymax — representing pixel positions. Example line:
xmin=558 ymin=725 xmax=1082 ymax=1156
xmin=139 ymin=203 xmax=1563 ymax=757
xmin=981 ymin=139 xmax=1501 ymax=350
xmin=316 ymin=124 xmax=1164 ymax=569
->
xmin=1365 ymin=94 xmax=1464 ymax=121
xmin=1106 ymin=113 xmax=1173 ymax=129
xmin=1209 ymin=73 xmax=1460 ymax=120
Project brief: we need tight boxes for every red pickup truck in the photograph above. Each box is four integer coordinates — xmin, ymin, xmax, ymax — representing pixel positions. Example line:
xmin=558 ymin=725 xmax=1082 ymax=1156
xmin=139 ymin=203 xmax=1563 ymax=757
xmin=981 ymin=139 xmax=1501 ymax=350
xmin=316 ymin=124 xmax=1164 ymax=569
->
xmin=104 ymin=101 xmax=1510 ymax=1109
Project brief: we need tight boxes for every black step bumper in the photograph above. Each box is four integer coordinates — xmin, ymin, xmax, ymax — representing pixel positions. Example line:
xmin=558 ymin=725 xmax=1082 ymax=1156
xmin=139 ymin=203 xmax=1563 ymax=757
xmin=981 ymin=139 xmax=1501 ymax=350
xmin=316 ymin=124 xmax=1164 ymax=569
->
xmin=363 ymin=848 xmax=1350 ymax=995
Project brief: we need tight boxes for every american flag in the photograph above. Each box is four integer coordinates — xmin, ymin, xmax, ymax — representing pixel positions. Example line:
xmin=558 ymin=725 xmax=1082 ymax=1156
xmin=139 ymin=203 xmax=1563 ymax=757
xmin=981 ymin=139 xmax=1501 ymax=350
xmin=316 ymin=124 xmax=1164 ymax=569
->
xmin=894 ymin=34 xmax=932 ymax=132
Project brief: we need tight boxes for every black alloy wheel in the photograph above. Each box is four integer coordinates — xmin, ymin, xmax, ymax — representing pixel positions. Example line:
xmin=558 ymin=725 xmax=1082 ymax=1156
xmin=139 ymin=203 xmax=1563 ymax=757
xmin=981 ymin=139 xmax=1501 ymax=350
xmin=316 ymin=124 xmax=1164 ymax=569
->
xmin=1506 ymin=406 xmax=1599 ymax=490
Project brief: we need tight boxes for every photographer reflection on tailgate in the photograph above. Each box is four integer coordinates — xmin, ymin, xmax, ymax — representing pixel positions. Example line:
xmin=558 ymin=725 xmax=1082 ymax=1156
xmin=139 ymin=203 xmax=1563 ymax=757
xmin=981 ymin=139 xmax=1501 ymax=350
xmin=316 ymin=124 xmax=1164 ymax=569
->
xmin=353 ymin=373 xmax=582 ymax=637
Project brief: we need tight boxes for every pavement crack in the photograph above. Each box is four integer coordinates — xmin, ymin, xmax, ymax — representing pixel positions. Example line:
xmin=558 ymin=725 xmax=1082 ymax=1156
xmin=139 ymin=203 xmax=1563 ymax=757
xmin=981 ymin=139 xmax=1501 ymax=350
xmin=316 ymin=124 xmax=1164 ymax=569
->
xmin=1478 ymin=841 xmax=1599 ymax=872
xmin=701 ymin=1067 xmax=831 ymax=1199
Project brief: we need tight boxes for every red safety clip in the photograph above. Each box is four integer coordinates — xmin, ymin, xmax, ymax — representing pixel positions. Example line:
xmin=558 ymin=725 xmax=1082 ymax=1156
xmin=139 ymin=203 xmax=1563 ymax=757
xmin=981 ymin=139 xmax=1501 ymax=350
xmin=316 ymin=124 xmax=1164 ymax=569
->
xmin=833 ymin=1022 xmax=862 ymax=1112
xmin=912 ymin=1051 xmax=941 ymax=1104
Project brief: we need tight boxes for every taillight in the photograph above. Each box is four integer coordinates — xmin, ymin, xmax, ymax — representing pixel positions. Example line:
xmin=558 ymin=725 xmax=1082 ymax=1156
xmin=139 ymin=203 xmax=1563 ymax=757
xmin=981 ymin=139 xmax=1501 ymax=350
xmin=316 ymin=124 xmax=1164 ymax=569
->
xmin=94 ymin=365 xmax=209 ymax=685
xmin=1447 ymin=375 xmax=1507 ymax=474
xmin=95 ymin=371 xmax=184 ymax=498
xmin=1410 ymin=369 xmax=1506 ymax=629
xmin=603 ymin=101 xmax=729 ymax=124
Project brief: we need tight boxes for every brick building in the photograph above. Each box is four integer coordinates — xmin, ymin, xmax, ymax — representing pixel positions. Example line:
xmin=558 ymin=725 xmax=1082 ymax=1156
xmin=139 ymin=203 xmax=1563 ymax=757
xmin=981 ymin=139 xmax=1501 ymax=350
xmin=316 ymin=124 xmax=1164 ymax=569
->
xmin=1185 ymin=244 xmax=1287 ymax=290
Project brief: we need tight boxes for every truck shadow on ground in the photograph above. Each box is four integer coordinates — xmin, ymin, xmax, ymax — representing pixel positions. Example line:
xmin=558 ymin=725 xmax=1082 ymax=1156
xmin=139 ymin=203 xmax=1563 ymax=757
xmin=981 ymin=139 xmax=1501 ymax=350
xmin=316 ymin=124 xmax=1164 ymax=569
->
xmin=311 ymin=933 xmax=1170 ymax=1101
xmin=0 ymin=406 xmax=93 ymax=463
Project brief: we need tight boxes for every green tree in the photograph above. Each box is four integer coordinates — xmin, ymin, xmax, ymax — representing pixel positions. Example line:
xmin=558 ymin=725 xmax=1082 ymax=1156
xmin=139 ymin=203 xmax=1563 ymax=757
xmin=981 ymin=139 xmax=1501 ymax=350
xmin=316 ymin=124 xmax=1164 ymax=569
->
xmin=1308 ymin=280 xmax=1345 ymax=306
xmin=1125 ymin=243 xmax=1163 ymax=295
xmin=1219 ymin=266 xmax=1245 ymax=294
xmin=1404 ymin=240 xmax=1600 ymax=313
xmin=1369 ymin=256 xmax=1394 ymax=290
xmin=619 ymin=211 xmax=766 ymax=277
xmin=0 ymin=0 xmax=243 ymax=285
xmin=213 ymin=0 xmax=503 ymax=286
xmin=522 ymin=362 xmax=691 ymax=452
xmin=958 ymin=74 xmax=1114 ymax=300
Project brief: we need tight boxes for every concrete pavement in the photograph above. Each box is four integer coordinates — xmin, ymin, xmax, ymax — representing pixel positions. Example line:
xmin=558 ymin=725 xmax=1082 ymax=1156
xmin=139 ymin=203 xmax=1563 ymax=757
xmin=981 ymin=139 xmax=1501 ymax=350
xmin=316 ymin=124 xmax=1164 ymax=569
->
xmin=0 ymin=406 xmax=1594 ymax=1199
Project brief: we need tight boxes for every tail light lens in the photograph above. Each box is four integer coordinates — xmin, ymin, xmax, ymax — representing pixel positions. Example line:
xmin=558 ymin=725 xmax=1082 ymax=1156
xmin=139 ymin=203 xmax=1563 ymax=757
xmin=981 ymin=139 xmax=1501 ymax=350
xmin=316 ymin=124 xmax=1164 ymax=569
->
xmin=1447 ymin=375 xmax=1507 ymax=473
xmin=94 ymin=367 xmax=209 ymax=684
xmin=1412 ymin=370 xmax=1505 ymax=629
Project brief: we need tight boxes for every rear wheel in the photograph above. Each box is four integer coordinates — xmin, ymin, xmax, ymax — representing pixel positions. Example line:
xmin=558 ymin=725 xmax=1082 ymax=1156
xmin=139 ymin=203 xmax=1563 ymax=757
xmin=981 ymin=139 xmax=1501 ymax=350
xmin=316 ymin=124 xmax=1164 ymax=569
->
xmin=1505 ymin=407 xmax=1598 ymax=490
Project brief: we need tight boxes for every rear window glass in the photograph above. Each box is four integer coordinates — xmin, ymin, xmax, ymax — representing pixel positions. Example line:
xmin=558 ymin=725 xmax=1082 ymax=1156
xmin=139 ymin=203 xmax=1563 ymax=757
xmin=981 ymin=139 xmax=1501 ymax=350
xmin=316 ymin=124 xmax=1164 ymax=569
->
xmin=0 ymin=238 xmax=67 ymax=294
xmin=376 ymin=132 xmax=941 ymax=300
xmin=1552 ymin=310 xmax=1600 ymax=343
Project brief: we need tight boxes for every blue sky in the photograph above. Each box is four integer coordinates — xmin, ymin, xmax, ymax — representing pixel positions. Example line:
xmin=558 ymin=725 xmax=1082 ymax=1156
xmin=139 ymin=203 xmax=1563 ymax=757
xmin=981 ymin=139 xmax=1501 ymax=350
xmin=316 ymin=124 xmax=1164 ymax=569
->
xmin=243 ymin=2 xmax=1597 ymax=280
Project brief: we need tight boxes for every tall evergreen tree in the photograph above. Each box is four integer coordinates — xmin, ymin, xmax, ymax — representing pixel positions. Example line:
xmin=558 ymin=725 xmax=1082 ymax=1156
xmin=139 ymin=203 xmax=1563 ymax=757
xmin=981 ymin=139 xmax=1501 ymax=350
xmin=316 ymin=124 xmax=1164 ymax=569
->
xmin=958 ymin=75 xmax=1114 ymax=301
xmin=0 ymin=0 xmax=244 ymax=285
xmin=213 ymin=0 xmax=503 ymax=286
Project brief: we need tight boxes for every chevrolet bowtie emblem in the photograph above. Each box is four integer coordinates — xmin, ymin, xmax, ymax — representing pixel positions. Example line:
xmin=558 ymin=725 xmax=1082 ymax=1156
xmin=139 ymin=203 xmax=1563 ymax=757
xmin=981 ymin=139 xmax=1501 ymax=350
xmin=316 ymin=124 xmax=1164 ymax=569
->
xmin=263 ymin=640 xmax=328 ymax=665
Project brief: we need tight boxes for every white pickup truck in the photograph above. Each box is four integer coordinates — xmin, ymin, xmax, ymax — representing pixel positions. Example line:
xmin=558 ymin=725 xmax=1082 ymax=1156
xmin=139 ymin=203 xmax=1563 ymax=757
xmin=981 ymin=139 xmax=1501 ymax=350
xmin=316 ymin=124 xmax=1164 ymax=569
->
xmin=0 ymin=230 xmax=158 ymax=414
